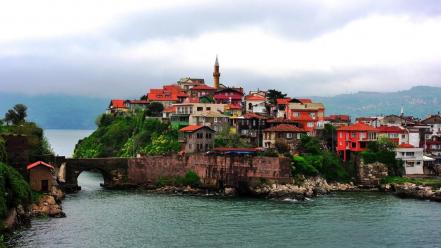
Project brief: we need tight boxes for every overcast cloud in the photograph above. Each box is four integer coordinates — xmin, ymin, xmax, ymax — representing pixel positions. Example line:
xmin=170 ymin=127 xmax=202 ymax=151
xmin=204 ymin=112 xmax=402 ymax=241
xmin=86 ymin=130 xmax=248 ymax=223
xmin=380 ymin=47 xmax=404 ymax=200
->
xmin=1 ymin=0 xmax=441 ymax=98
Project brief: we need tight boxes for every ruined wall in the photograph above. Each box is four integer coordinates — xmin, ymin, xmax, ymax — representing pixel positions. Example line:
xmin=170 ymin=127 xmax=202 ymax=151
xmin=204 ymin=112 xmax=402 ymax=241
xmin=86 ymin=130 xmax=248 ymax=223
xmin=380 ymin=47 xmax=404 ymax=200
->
xmin=357 ymin=161 xmax=388 ymax=187
xmin=128 ymin=154 xmax=292 ymax=188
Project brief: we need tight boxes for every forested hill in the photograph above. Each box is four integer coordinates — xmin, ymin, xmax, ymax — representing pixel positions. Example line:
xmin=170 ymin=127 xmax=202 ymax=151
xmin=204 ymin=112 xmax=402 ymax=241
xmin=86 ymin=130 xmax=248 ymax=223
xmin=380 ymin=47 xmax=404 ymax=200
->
xmin=1 ymin=86 xmax=440 ymax=129
xmin=0 ymin=93 xmax=108 ymax=130
xmin=312 ymin=86 xmax=441 ymax=119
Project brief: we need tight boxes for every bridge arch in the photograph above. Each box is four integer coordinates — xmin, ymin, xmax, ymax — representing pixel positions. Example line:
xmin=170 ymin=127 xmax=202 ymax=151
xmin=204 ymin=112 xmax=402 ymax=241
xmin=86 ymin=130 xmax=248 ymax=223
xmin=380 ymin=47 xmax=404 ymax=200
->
xmin=61 ymin=158 xmax=130 ymax=192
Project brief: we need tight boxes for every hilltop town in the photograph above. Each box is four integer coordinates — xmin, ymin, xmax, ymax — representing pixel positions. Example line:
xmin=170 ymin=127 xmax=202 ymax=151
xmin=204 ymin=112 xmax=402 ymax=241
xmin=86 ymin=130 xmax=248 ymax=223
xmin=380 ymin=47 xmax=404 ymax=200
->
xmin=106 ymin=56 xmax=441 ymax=178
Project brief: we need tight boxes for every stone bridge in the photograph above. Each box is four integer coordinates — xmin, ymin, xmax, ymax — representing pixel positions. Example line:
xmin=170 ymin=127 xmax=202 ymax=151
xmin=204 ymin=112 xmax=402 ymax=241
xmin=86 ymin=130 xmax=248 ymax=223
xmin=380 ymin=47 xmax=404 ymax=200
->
xmin=60 ymin=158 xmax=131 ymax=192
xmin=58 ymin=155 xmax=292 ymax=192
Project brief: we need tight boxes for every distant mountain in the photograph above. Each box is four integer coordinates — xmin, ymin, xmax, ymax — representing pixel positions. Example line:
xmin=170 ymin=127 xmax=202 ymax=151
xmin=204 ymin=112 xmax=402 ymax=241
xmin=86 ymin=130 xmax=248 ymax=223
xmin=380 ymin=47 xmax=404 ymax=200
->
xmin=311 ymin=86 xmax=441 ymax=119
xmin=1 ymin=86 xmax=440 ymax=130
xmin=0 ymin=93 xmax=108 ymax=130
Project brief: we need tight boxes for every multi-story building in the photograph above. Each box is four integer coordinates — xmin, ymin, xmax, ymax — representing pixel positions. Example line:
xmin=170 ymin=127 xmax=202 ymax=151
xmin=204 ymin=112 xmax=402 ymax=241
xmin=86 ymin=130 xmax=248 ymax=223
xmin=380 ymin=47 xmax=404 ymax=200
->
xmin=244 ymin=94 xmax=267 ymax=115
xmin=189 ymin=111 xmax=229 ymax=132
xmin=188 ymin=85 xmax=217 ymax=98
xmin=355 ymin=117 xmax=381 ymax=128
xmin=176 ymin=78 xmax=205 ymax=91
xmin=275 ymin=98 xmax=291 ymax=118
xmin=336 ymin=122 xmax=378 ymax=161
xmin=147 ymin=84 xmax=188 ymax=107
xmin=377 ymin=125 xmax=408 ymax=145
xmin=395 ymin=143 xmax=425 ymax=175
xmin=123 ymin=100 xmax=149 ymax=112
xmin=213 ymin=87 xmax=244 ymax=106
xmin=324 ymin=115 xmax=351 ymax=127
xmin=286 ymin=99 xmax=325 ymax=135
xmin=235 ymin=113 xmax=268 ymax=147
xmin=421 ymin=114 xmax=441 ymax=138
xmin=263 ymin=124 xmax=306 ymax=152
xmin=179 ymin=125 xmax=215 ymax=153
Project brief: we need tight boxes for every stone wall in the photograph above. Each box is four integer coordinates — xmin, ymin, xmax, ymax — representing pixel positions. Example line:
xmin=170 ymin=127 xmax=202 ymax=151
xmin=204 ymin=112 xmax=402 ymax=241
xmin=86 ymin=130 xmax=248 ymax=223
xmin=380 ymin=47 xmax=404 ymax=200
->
xmin=357 ymin=161 xmax=388 ymax=187
xmin=128 ymin=154 xmax=292 ymax=188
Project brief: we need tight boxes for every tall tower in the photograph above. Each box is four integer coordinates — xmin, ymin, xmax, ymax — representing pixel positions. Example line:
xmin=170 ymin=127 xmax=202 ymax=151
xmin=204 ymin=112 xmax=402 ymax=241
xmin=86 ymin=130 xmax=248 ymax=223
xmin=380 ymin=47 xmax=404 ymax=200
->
xmin=213 ymin=55 xmax=220 ymax=89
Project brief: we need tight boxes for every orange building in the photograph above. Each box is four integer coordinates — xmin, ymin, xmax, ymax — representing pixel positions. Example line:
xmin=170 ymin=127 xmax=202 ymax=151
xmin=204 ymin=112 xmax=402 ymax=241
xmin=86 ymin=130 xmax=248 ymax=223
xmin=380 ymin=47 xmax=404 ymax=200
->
xmin=286 ymin=99 xmax=325 ymax=135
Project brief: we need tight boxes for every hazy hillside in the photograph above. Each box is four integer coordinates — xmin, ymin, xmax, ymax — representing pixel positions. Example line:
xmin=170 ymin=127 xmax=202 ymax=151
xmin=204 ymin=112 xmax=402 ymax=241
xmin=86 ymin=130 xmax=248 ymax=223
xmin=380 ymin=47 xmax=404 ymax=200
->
xmin=1 ymin=86 xmax=440 ymax=129
xmin=311 ymin=86 xmax=441 ymax=119
xmin=0 ymin=93 xmax=108 ymax=130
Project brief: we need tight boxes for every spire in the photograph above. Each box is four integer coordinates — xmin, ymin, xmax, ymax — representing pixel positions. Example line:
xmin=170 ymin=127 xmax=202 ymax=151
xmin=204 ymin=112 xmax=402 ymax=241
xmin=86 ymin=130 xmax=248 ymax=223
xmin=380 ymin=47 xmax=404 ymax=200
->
xmin=213 ymin=55 xmax=220 ymax=89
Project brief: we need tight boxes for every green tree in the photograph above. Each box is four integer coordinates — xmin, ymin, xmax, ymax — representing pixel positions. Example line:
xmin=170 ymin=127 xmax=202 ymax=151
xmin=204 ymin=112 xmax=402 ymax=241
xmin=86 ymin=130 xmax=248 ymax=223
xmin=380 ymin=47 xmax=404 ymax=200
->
xmin=266 ymin=89 xmax=287 ymax=105
xmin=145 ymin=102 xmax=164 ymax=117
xmin=142 ymin=133 xmax=180 ymax=155
xmin=214 ymin=124 xmax=251 ymax=148
xmin=4 ymin=104 xmax=28 ymax=125
xmin=361 ymin=137 xmax=403 ymax=176
xmin=0 ymin=137 xmax=7 ymax=163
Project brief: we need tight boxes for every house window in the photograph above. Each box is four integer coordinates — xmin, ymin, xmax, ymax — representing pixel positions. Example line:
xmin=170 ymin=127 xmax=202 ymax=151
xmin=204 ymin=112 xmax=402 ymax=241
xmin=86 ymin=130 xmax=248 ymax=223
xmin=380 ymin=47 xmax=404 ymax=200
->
xmin=351 ymin=142 xmax=356 ymax=148
xmin=406 ymin=162 xmax=415 ymax=167
xmin=351 ymin=132 xmax=356 ymax=138
xmin=405 ymin=152 xmax=414 ymax=157
xmin=206 ymin=107 xmax=211 ymax=111
xmin=197 ymin=133 xmax=203 ymax=139
xmin=360 ymin=133 xmax=366 ymax=139
xmin=206 ymin=133 xmax=212 ymax=139
xmin=293 ymin=112 xmax=300 ymax=117
xmin=309 ymin=113 xmax=316 ymax=118
xmin=197 ymin=107 xmax=203 ymax=111
xmin=286 ymin=133 xmax=293 ymax=139
xmin=307 ymin=122 xmax=314 ymax=127
xmin=401 ymin=134 xmax=406 ymax=139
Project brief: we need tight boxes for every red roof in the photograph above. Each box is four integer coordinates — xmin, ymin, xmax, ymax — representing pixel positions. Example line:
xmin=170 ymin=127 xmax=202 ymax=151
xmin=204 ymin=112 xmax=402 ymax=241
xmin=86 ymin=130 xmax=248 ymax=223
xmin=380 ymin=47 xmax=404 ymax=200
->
xmin=398 ymin=143 xmax=415 ymax=148
xmin=245 ymin=95 xmax=266 ymax=101
xmin=378 ymin=125 xmax=406 ymax=134
xmin=276 ymin=98 xmax=291 ymax=105
xmin=110 ymin=99 xmax=126 ymax=109
xmin=183 ymin=97 xmax=200 ymax=103
xmin=227 ymin=104 xmax=241 ymax=110
xmin=179 ymin=125 xmax=214 ymax=133
xmin=163 ymin=105 xmax=176 ymax=113
xmin=298 ymin=98 xmax=312 ymax=104
xmin=337 ymin=122 xmax=378 ymax=132
xmin=264 ymin=124 xmax=305 ymax=132
xmin=191 ymin=85 xmax=216 ymax=90
xmin=148 ymin=84 xmax=188 ymax=101
xmin=27 ymin=161 xmax=54 ymax=170
xmin=325 ymin=115 xmax=351 ymax=122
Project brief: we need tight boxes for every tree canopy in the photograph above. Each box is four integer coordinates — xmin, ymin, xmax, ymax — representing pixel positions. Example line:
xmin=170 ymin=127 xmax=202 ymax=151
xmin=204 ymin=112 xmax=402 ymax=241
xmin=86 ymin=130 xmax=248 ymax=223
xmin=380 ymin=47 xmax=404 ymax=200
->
xmin=266 ymin=89 xmax=287 ymax=105
xmin=4 ymin=104 xmax=27 ymax=125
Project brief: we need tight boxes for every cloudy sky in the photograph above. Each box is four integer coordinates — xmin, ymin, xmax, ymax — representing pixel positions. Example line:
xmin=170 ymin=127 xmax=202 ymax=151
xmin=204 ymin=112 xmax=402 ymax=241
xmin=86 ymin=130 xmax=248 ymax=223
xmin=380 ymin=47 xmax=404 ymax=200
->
xmin=1 ymin=0 xmax=441 ymax=98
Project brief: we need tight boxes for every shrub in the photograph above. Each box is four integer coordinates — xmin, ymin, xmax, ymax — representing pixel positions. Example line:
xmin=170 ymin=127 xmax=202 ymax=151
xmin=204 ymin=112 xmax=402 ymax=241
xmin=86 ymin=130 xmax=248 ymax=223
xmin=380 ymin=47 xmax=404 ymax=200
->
xmin=183 ymin=171 xmax=200 ymax=187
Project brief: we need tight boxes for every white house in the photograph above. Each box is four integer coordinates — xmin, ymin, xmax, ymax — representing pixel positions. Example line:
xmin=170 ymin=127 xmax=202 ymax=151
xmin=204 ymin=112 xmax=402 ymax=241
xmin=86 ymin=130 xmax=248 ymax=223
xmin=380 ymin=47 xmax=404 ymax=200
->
xmin=395 ymin=144 xmax=424 ymax=175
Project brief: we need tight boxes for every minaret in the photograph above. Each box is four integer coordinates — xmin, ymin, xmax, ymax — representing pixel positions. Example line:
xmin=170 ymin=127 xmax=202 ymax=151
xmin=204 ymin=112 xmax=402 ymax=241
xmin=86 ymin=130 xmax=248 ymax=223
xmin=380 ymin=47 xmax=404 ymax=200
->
xmin=213 ymin=55 xmax=220 ymax=89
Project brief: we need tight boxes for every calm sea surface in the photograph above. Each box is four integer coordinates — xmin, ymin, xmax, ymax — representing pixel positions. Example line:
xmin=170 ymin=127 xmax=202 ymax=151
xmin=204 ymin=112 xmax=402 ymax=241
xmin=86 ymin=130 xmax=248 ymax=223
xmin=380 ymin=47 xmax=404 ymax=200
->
xmin=9 ymin=130 xmax=441 ymax=248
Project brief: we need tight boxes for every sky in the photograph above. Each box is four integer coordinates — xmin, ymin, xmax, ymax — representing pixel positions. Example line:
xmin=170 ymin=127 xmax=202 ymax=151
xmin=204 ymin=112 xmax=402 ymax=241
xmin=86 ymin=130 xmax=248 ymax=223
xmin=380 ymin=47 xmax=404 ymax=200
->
xmin=1 ymin=0 xmax=441 ymax=98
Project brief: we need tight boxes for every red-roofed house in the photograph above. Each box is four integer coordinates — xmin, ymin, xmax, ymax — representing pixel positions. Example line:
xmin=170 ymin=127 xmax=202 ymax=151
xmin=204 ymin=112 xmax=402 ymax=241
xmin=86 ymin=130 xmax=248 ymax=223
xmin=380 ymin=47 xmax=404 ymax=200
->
xmin=274 ymin=98 xmax=291 ymax=118
xmin=324 ymin=115 xmax=351 ymax=127
xmin=263 ymin=124 xmax=306 ymax=152
xmin=337 ymin=123 xmax=379 ymax=161
xmin=377 ymin=125 xmax=408 ymax=145
xmin=107 ymin=99 xmax=128 ymax=114
xmin=225 ymin=104 xmax=242 ymax=117
xmin=244 ymin=94 xmax=267 ymax=115
xmin=179 ymin=125 xmax=215 ymax=153
xmin=189 ymin=85 xmax=216 ymax=97
xmin=213 ymin=88 xmax=244 ymax=106
xmin=27 ymin=161 xmax=55 ymax=192
xmin=286 ymin=99 xmax=325 ymax=135
xmin=147 ymin=84 xmax=188 ymax=107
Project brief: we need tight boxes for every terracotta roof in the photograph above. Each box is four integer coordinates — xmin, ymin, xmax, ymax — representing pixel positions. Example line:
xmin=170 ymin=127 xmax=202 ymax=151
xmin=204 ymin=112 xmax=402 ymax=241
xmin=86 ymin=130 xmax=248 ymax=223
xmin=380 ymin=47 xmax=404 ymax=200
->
xmin=27 ymin=161 xmax=55 ymax=170
xmin=378 ymin=125 xmax=407 ymax=133
xmin=110 ymin=99 xmax=126 ymax=109
xmin=298 ymin=98 xmax=312 ymax=103
xmin=148 ymin=84 xmax=188 ymax=101
xmin=337 ymin=122 xmax=378 ymax=132
xmin=276 ymin=98 xmax=291 ymax=105
xmin=242 ymin=113 xmax=267 ymax=119
xmin=264 ymin=124 xmax=305 ymax=132
xmin=191 ymin=85 xmax=216 ymax=90
xmin=227 ymin=104 xmax=241 ymax=110
xmin=179 ymin=125 xmax=214 ymax=133
xmin=163 ymin=105 xmax=176 ymax=113
xmin=245 ymin=95 xmax=266 ymax=101
xmin=398 ymin=143 xmax=415 ymax=148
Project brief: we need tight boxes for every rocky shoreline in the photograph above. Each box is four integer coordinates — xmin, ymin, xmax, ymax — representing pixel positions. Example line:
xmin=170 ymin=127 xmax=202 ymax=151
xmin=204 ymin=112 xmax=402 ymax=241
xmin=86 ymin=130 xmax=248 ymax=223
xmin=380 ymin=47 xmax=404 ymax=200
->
xmin=391 ymin=183 xmax=441 ymax=202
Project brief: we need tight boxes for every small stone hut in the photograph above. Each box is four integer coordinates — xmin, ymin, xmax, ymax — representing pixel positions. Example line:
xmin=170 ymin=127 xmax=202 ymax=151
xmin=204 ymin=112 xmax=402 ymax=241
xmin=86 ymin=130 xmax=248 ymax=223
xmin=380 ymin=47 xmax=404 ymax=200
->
xmin=27 ymin=161 xmax=55 ymax=192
